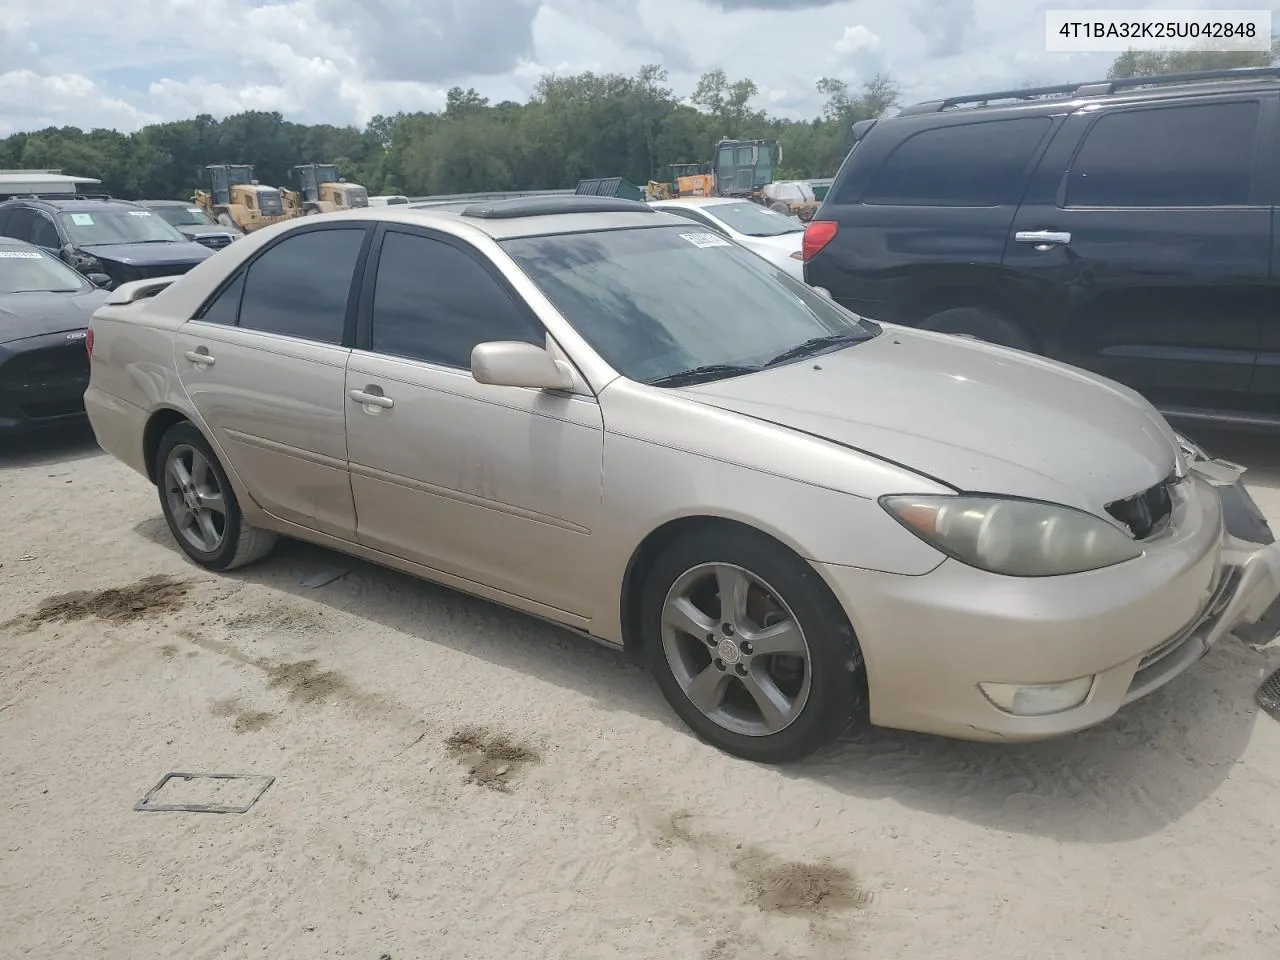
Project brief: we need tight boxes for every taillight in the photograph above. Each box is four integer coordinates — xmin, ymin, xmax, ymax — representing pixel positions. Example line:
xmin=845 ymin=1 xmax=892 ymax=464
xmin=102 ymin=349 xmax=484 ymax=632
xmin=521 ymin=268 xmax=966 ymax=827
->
xmin=85 ymin=327 xmax=94 ymax=360
xmin=802 ymin=220 xmax=838 ymax=262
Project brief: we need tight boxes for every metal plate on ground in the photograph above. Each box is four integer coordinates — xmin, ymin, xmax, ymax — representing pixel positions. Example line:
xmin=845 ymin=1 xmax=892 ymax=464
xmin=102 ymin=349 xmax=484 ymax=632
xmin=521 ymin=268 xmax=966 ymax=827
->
xmin=134 ymin=772 xmax=274 ymax=813
xmin=1257 ymin=669 xmax=1280 ymax=722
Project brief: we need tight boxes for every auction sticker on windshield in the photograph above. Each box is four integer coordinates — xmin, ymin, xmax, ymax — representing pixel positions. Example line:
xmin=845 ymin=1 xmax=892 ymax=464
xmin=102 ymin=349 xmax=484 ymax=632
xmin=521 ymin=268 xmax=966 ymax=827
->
xmin=70 ymin=214 xmax=94 ymax=226
xmin=0 ymin=251 xmax=42 ymax=258
xmin=128 ymin=211 xmax=152 ymax=216
xmin=680 ymin=232 xmax=731 ymax=248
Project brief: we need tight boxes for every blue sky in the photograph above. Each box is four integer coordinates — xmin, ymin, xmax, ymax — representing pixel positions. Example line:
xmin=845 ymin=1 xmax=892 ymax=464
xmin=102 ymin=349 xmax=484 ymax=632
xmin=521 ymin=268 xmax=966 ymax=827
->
xmin=0 ymin=0 xmax=1275 ymax=136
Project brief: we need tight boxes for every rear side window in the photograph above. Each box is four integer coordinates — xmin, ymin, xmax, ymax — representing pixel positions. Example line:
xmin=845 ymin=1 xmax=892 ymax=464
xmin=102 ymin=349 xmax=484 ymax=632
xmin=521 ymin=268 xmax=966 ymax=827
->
xmin=235 ymin=227 xmax=366 ymax=344
xmin=1066 ymin=101 xmax=1259 ymax=207
xmin=861 ymin=117 xmax=1052 ymax=207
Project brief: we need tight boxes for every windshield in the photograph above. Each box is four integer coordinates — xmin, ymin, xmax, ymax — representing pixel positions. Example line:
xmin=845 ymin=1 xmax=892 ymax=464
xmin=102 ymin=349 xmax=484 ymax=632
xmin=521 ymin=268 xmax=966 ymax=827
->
xmin=0 ymin=249 xmax=86 ymax=294
xmin=59 ymin=209 xmax=187 ymax=245
xmin=502 ymin=225 xmax=877 ymax=385
xmin=704 ymin=201 xmax=803 ymax=237
xmin=152 ymin=206 xmax=216 ymax=227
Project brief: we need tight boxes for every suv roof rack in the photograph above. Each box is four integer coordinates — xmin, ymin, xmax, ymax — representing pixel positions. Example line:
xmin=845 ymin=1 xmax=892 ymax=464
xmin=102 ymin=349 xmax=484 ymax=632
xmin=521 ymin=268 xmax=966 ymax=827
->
xmin=899 ymin=65 xmax=1280 ymax=116
xmin=7 ymin=192 xmax=117 ymax=201
xmin=461 ymin=195 xmax=654 ymax=219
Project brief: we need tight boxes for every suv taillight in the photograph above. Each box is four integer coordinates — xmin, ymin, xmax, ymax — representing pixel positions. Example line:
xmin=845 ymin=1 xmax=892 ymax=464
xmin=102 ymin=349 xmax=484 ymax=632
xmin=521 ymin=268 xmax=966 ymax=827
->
xmin=85 ymin=327 xmax=94 ymax=360
xmin=802 ymin=220 xmax=838 ymax=262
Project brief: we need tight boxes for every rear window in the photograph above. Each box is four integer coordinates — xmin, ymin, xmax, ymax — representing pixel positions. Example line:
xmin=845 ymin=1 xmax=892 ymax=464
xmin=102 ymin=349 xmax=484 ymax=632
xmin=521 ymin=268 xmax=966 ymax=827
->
xmin=858 ymin=116 xmax=1052 ymax=207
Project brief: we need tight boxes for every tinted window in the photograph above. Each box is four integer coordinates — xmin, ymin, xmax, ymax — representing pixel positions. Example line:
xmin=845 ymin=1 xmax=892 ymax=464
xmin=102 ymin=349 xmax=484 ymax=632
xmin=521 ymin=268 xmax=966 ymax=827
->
xmin=1066 ymin=102 xmax=1259 ymax=207
xmin=238 ymin=227 xmax=365 ymax=343
xmin=370 ymin=230 xmax=543 ymax=368
xmin=196 ymin=272 xmax=246 ymax=326
xmin=861 ymin=117 xmax=1052 ymax=206
xmin=3 ymin=208 xmax=37 ymax=242
xmin=30 ymin=215 xmax=59 ymax=248
xmin=503 ymin=225 xmax=878 ymax=385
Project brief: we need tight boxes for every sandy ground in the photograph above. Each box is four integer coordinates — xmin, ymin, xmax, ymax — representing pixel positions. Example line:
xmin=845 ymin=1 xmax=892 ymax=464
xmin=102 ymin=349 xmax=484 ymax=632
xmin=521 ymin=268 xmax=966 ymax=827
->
xmin=2 ymin=425 xmax=1279 ymax=960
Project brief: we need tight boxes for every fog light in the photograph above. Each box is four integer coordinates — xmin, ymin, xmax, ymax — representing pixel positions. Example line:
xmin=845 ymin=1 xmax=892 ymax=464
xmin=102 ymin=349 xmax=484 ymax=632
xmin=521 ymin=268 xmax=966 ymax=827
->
xmin=978 ymin=677 xmax=1094 ymax=716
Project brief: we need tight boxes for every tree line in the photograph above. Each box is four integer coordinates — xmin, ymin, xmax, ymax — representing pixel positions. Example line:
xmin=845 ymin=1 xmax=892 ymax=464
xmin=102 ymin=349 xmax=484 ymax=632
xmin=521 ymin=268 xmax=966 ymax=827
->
xmin=0 ymin=47 xmax=1273 ymax=202
xmin=0 ymin=68 xmax=896 ymax=201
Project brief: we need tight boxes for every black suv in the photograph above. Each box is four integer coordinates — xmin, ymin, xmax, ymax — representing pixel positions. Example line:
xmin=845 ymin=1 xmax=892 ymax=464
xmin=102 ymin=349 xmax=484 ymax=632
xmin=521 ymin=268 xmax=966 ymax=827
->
xmin=0 ymin=196 xmax=212 ymax=289
xmin=804 ymin=66 xmax=1280 ymax=430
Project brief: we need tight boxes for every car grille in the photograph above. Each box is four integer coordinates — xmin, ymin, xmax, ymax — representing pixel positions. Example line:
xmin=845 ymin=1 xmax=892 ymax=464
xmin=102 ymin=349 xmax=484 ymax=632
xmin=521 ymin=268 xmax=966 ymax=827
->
xmin=1105 ymin=475 xmax=1175 ymax=539
xmin=194 ymin=234 xmax=235 ymax=250
xmin=1 ymin=341 xmax=89 ymax=419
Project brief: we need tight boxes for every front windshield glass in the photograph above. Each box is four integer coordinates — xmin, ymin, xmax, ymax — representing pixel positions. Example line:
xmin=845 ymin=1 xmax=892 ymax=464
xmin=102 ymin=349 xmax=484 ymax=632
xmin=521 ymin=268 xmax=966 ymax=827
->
xmin=705 ymin=201 xmax=803 ymax=237
xmin=59 ymin=209 xmax=187 ymax=245
xmin=0 ymin=249 xmax=86 ymax=294
xmin=152 ymin=206 xmax=216 ymax=227
xmin=503 ymin=225 xmax=877 ymax=385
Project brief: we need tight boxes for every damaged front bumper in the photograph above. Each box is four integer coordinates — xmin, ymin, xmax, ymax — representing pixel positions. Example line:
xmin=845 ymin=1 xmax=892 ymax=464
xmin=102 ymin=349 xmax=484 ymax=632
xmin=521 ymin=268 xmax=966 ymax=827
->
xmin=1197 ymin=457 xmax=1280 ymax=650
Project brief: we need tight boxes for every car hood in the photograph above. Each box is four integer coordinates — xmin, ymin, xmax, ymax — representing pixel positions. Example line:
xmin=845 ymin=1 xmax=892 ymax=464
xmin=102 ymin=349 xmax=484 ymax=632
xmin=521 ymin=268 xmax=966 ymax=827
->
xmin=674 ymin=325 xmax=1178 ymax=514
xmin=0 ymin=289 xmax=107 ymax=344
xmin=740 ymin=233 xmax=803 ymax=255
xmin=175 ymin=223 xmax=240 ymax=239
xmin=82 ymin=241 xmax=212 ymax=266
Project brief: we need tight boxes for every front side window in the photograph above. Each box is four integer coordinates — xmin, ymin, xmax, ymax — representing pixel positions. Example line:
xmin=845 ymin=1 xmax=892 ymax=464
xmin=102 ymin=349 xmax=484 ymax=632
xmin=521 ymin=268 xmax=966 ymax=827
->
xmin=2 ymin=208 xmax=38 ymax=243
xmin=0 ymin=248 xmax=87 ymax=294
xmin=369 ymin=230 xmax=543 ymax=368
xmin=503 ymin=225 xmax=878 ymax=386
xmin=862 ymin=117 xmax=1052 ymax=207
xmin=58 ymin=208 xmax=187 ymax=245
xmin=1066 ymin=101 xmax=1259 ymax=207
xmin=235 ymin=227 xmax=366 ymax=343
xmin=29 ymin=215 xmax=60 ymax=249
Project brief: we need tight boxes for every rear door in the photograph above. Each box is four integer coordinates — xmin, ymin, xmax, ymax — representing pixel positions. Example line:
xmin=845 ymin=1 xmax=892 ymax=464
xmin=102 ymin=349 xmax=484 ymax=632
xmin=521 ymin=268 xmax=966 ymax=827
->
xmin=1005 ymin=95 xmax=1274 ymax=414
xmin=805 ymin=114 xmax=1057 ymax=319
xmin=173 ymin=222 xmax=371 ymax=539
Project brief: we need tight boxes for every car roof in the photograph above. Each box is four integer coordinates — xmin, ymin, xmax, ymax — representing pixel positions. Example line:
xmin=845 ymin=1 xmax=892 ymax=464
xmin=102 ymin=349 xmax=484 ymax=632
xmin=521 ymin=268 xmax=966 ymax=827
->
xmin=1 ymin=197 xmax=142 ymax=212
xmin=896 ymin=66 xmax=1280 ymax=120
xmin=0 ymin=236 xmax=45 ymax=252
xmin=309 ymin=196 xmax=684 ymax=241
xmin=650 ymin=197 xmax=738 ymax=209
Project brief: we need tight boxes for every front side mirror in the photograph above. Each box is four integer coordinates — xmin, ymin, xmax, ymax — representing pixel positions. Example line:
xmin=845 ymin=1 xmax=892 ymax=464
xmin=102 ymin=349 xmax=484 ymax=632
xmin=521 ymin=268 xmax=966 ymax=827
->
xmin=87 ymin=272 xmax=113 ymax=289
xmin=471 ymin=341 xmax=574 ymax=391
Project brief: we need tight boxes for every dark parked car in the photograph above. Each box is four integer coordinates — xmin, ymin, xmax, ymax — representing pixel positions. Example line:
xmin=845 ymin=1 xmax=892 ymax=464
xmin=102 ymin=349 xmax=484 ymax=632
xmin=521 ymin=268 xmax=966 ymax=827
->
xmin=804 ymin=66 xmax=1280 ymax=431
xmin=0 ymin=237 xmax=108 ymax=434
xmin=135 ymin=199 xmax=243 ymax=250
xmin=0 ymin=196 xmax=212 ymax=289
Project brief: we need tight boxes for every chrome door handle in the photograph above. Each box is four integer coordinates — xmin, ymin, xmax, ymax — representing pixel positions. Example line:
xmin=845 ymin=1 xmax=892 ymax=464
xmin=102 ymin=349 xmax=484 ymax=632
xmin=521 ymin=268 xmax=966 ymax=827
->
xmin=183 ymin=349 xmax=215 ymax=366
xmin=1014 ymin=230 xmax=1071 ymax=246
xmin=349 ymin=388 xmax=393 ymax=409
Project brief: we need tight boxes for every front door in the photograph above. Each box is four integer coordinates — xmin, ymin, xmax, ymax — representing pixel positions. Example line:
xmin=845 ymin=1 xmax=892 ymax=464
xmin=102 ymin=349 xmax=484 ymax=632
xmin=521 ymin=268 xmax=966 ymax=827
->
xmin=1004 ymin=96 xmax=1273 ymax=414
xmin=173 ymin=223 xmax=370 ymax=539
xmin=344 ymin=226 xmax=604 ymax=617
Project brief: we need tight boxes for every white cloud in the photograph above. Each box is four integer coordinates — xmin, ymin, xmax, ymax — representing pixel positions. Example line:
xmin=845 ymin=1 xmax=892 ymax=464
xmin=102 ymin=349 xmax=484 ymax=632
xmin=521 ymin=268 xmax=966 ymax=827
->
xmin=0 ymin=0 xmax=1260 ymax=137
xmin=834 ymin=24 xmax=881 ymax=56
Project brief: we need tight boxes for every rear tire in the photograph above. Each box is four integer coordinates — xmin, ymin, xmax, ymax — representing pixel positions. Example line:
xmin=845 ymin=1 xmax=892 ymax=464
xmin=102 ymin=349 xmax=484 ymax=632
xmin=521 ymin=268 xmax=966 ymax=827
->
xmin=640 ymin=525 xmax=866 ymax=764
xmin=919 ymin=306 xmax=1033 ymax=352
xmin=155 ymin=422 xmax=277 ymax=572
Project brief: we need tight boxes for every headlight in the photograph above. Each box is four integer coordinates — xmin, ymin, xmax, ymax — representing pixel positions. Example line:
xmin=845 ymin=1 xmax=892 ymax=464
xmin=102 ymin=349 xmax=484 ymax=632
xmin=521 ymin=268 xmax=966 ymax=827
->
xmin=880 ymin=495 xmax=1143 ymax=577
xmin=1173 ymin=431 xmax=1207 ymax=463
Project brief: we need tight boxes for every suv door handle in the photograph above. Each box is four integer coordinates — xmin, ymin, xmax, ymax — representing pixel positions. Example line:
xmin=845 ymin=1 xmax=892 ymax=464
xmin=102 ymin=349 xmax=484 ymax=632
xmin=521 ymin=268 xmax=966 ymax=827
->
xmin=1014 ymin=230 xmax=1071 ymax=246
xmin=349 ymin=388 xmax=394 ymax=409
xmin=183 ymin=349 xmax=215 ymax=366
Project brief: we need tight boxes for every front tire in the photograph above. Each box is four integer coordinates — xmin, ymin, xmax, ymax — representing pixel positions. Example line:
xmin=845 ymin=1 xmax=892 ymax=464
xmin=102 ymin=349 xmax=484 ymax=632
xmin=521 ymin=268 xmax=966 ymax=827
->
xmin=640 ymin=526 xmax=865 ymax=763
xmin=155 ymin=422 xmax=277 ymax=571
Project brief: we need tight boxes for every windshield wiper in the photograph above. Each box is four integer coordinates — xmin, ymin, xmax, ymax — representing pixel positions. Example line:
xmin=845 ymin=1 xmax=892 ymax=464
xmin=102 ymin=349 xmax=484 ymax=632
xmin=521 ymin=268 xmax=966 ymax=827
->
xmin=648 ymin=363 xmax=761 ymax=387
xmin=763 ymin=333 xmax=867 ymax=367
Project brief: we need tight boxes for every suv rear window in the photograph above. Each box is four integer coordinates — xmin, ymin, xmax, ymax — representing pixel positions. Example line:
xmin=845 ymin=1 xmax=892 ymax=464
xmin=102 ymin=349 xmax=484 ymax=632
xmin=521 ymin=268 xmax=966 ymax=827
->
xmin=859 ymin=117 xmax=1052 ymax=207
xmin=1065 ymin=101 xmax=1259 ymax=208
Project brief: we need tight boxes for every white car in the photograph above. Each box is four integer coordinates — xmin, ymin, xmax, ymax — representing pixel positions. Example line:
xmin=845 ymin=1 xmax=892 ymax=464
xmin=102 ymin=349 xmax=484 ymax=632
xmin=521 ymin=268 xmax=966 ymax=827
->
xmin=648 ymin=197 xmax=805 ymax=281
